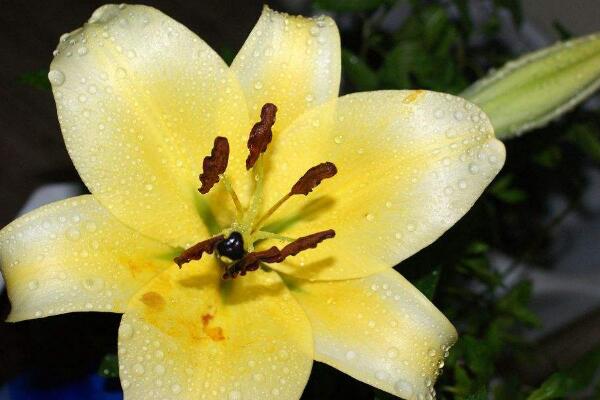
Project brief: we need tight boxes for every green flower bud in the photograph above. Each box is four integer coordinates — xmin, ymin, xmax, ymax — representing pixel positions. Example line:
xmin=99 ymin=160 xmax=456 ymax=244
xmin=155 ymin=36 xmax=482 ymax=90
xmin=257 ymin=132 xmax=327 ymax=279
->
xmin=462 ymin=32 xmax=600 ymax=139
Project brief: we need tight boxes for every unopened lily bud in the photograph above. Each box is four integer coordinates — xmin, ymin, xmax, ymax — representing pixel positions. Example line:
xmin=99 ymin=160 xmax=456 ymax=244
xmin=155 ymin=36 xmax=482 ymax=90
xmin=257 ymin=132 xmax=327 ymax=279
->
xmin=462 ymin=32 xmax=600 ymax=139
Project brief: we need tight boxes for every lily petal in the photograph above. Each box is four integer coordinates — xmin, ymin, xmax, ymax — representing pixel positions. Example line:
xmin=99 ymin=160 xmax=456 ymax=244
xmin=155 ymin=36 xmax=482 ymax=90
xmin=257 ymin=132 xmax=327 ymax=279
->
xmin=0 ymin=195 xmax=173 ymax=322
xmin=118 ymin=261 xmax=313 ymax=399
xmin=263 ymin=90 xmax=505 ymax=280
xmin=289 ymin=269 xmax=457 ymax=399
xmin=231 ymin=6 xmax=341 ymax=132
xmin=50 ymin=4 xmax=251 ymax=246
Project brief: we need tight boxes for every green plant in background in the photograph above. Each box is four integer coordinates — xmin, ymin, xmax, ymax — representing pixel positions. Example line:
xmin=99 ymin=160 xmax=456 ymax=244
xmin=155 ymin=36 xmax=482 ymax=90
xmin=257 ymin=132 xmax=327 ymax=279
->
xmin=312 ymin=0 xmax=600 ymax=399
xmin=12 ymin=0 xmax=600 ymax=399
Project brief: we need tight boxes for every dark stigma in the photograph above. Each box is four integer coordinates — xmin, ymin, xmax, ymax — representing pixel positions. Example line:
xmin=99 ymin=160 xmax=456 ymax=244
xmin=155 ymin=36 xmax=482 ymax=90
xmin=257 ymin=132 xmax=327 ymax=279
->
xmin=217 ymin=232 xmax=246 ymax=261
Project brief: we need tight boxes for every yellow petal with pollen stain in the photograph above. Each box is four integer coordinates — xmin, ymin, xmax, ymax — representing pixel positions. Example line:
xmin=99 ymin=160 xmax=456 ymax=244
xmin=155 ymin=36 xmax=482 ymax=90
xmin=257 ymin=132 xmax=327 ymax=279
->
xmin=261 ymin=90 xmax=505 ymax=280
xmin=231 ymin=5 xmax=341 ymax=133
xmin=49 ymin=4 xmax=251 ymax=247
xmin=118 ymin=261 xmax=313 ymax=399
xmin=0 ymin=195 xmax=174 ymax=322
xmin=289 ymin=269 xmax=457 ymax=399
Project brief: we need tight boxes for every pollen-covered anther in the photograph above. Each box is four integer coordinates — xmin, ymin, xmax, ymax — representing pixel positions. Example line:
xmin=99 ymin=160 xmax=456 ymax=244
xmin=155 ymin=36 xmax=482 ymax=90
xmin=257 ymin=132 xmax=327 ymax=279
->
xmin=251 ymin=162 xmax=338 ymax=232
xmin=246 ymin=103 xmax=277 ymax=170
xmin=290 ymin=162 xmax=338 ymax=196
xmin=174 ymin=235 xmax=224 ymax=268
xmin=223 ymin=229 xmax=335 ymax=279
xmin=199 ymin=136 xmax=230 ymax=194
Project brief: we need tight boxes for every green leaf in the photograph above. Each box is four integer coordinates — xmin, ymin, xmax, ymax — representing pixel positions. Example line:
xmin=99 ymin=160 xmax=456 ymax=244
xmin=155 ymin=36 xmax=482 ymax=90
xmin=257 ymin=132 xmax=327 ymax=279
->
xmin=462 ymin=336 xmax=495 ymax=380
xmin=497 ymin=281 xmax=540 ymax=327
xmin=414 ymin=267 xmax=441 ymax=300
xmin=462 ymin=32 xmax=600 ymax=139
xmin=98 ymin=353 xmax=119 ymax=378
xmin=567 ymin=123 xmax=600 ymax=163
xmin=533 ymin=146 xmax=562 ymax=168
xmin=342 ymin=49 xmax=379 ymax=91
xmin=527 ymin=346 xmax=600 ymax=400
xmin=18 ymin=69 xmax=51 ymax=90
xmin=489 ymin=175 xmax=527 ymax=204
xmin=422 ymin=6 xmax=450 ymax=49
xmin=379 ymin=42 xmax=424 ymax=89
xmin=314 ymin=0 xmax=388 ymax=12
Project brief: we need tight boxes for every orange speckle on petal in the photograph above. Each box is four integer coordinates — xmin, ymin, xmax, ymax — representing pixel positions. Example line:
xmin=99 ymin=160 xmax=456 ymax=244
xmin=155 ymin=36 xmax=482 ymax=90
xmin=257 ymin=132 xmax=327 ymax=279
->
xmin=403 ymin=89 xmax=424 ymax=104
xmin=205 ymin=326 xmax=225 ymax=341
xmin=201 ymin=313 xmax=225 ymax=341
xmin=141 ymin=291 xmax=165 ymax=310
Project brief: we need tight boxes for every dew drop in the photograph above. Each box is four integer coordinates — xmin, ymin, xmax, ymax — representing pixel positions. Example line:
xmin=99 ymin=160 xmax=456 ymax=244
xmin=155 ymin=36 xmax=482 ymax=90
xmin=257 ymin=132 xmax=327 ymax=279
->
xmin=253 ymin=81 xmax=263 ymax=90
xmin=334 ymin=135 xmax=343 ymax=144
xmin=365 ymin=213 xmax=375 ymax=222
xmin=154 ymin=364 xmax=165 ymax=375
xmin=120 ymin=323 xmax=134 ymax=339
xmin=386 ymin=347 xmax=399 ymax=359
xmin=394 ymin=379 xmax=413 ymax=396
xmin=67 ymin=228 xmax=81 ymax=241
xmin=228 ymin=390 xmax=241 ymax=400
xmin=83 ymin=277 xmax=104 ymax=292
xmin=375 ymin=370 xmax=389 ymax=380
xmin=122 ymin=379 xmax=130 ymax=389
xmin=458 ymin=180 xmax=467 ymax=189
xmin=453 ymin=111 xmax=464 ymax=121
xmin=85 ymin=221 xmax=97 ymax=232
xmin=144 ymin=183 xmax=153 ymax=191
xmin=48 ymin=70 xmax=65 ymax=86
xmin=77 ymin=46 xmax=88 ymax=56
xmin=171 ymin=384 xmax=182 ymax=394
xmin=468 ymin=163 xmax=479 ymax=174
xmin=133 ymin=363 xmax=144 ymax=375
xmin=28 ymin=280 xmax=40 ymax=290
xmin=345 ymin=350 xmax=357 ymax=360
xmin=385 ymin=201 xmax=392 ymax=208
xmin=253 ymin=373 xmax=264 ymax=382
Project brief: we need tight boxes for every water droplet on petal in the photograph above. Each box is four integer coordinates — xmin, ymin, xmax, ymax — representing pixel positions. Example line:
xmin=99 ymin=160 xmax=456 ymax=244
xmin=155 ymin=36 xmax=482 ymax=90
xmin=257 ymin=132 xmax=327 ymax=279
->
xmin=48 ymin=70 xmax=65 ymax=86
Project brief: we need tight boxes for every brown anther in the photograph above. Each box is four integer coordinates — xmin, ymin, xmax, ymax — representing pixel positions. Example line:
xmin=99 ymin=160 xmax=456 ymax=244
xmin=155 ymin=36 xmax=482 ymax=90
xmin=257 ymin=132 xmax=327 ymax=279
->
xmin=174 ymin=235 xmax=224 ymax=268
xmin=290 ymin=162 xmax=338 ymax=196
xmin=280 ymin=229 xmax=336 ymax=259
xmin=199 ymin=137 xmax=229 ymax=194
xmin=246 ymin=103 xmax=277 ymax=170
xmin=223 ymin=230 xmax=335 ymax=279
xmin=223 ymin=246 xmax=282 ymax=279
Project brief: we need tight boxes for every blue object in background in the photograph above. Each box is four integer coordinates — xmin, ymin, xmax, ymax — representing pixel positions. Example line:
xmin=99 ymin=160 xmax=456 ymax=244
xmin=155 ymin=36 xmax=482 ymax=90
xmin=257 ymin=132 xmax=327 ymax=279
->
xmin=1 ymin=373 xmax=122 ymax=400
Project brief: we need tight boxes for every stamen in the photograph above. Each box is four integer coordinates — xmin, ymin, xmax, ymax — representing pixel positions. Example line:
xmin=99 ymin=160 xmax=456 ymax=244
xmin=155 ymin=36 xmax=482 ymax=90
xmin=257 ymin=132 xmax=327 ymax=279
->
xmin=223 ymin=246 xmax=281 ymax=279
xmin=279 ymin=229 xmax=336 ymax=259
xmin=290 ymin=162 xmax=338 ymax=196
xmin=251 ymin=162 xmax=338 ymax=232
xmin=223 ymin=229 xmax=335 ymax=279
xmin=174 ymin=235 xmax=225 ymax=268
xmin=199 ymin=137 xmax=229 ymax=194
xmin=246 ymin=103 xmax=277 ymax=170
xmin=220 ymin=173 xmax=243 ymax=215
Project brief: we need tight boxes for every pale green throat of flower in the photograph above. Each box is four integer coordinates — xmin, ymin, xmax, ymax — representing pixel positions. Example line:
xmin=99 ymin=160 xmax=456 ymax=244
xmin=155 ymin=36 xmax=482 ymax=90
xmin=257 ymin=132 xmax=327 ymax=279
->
xmin=174 ymin=102 xmax=338 ymax=279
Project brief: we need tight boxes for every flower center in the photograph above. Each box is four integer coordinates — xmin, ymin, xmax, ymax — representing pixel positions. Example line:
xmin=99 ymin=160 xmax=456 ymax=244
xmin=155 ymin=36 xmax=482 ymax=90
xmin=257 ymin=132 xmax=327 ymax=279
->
xmin=174 ymin=103 xmax=337 ymax=279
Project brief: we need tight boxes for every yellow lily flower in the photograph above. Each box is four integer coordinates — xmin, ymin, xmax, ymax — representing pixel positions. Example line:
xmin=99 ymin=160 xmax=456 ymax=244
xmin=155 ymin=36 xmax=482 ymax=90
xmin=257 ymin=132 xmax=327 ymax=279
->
xmin=0 ymin=4 xmax=506 ymax=400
